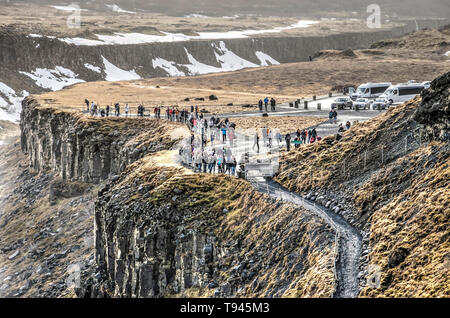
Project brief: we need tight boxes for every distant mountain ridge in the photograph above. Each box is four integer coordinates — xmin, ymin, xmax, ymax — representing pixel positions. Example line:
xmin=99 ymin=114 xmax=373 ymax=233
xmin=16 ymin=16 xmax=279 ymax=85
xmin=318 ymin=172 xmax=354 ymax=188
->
xmin=13 ymin=0 xmax=450 ymax=18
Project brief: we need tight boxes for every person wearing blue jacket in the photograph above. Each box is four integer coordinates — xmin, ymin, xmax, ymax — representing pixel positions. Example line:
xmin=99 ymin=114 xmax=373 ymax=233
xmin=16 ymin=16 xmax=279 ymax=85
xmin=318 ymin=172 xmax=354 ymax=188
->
xmin=217 ymin=156 xmax=223 ymax=173
xmin=221 ymin=127 xmax=227 ymax=143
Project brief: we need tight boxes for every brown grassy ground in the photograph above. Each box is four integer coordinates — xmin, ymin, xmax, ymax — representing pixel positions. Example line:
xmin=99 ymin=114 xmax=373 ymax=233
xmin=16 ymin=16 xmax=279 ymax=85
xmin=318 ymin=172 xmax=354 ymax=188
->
xmin=35 ymin=81 xmax=267 ymax=115
xmin=33 ymin=54 xmax=449 ymax=114
xmin=274 ymin=96 xmax=450 ymax=297
xmin=140 ymin=53 xmax=449 ymax=100
xmin=232 ymin=116 xmax=326 ymax=134
xmin=358 ymin=143 xmax=449 ymax=297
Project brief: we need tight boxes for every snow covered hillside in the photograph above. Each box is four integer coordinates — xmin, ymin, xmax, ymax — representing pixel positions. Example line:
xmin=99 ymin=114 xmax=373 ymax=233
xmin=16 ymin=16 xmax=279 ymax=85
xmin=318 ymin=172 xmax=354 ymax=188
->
xmin=2 ymin=18 xmax=444 ymax=123
xmin=0 ymin=41 xmax=280 ymax=122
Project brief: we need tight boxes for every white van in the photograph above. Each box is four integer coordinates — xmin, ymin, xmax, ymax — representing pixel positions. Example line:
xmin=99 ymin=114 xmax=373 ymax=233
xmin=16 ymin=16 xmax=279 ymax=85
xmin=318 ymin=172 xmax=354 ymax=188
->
xmin=350 ymin=82 xmax=392 ymax=100
xmin=421 ymin=81 xmax=431 ymax=89
xmin=380 ymin=83 xmax=425 ymax=104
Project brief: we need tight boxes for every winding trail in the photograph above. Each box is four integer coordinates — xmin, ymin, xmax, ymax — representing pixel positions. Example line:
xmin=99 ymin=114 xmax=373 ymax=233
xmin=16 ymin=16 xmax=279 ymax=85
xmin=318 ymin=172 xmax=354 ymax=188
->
xmin=175 ymin=104 xmax=364 ymax=298
xmin=250 ymin=179 xmax=362 ymax=298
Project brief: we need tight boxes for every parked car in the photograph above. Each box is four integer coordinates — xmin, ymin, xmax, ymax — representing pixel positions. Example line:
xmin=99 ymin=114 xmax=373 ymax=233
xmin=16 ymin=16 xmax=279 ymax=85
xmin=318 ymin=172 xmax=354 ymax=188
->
xmin=352 ymin=98 xmax=371 ymax=110
xmin=331 ymin=97 xmax=353 ymax=110
xmin=372 ymin=98 xmax=390 ymax=110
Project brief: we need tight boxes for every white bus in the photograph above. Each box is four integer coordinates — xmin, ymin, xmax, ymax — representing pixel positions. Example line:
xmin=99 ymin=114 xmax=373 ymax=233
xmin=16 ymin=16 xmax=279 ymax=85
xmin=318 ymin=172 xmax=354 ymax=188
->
xmin=350 ymin=82 xmax=392 ymax=100
xmin=380 ymin=83 xmax=425 ymax=105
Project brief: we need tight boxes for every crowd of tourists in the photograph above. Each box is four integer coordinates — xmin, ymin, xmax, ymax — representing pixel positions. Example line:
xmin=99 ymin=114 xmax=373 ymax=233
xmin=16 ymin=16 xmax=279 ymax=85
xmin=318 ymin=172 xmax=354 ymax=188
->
xmin=84 ymin=99 xmax=210 ymax=122
xmin=85 ymin=99 xmax=133 ymax=117
xmin=179 ymin=115 xmax=239 ymax=175
xmin=83 ymin=98 xmax=340 ymax=177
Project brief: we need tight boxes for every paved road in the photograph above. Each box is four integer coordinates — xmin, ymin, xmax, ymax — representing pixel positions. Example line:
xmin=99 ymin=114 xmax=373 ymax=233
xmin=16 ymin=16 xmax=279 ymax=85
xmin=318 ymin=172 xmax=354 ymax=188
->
xmin=86 ymin=94 xmax=386 ymax=140
xmin=208 ymin=96 xmax=387 ymax=138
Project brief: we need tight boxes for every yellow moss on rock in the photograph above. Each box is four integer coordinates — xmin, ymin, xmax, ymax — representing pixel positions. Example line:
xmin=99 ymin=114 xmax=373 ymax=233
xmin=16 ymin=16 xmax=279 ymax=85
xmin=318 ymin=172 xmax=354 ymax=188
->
xmin=102 ymin=164 xmax=338 ymax=298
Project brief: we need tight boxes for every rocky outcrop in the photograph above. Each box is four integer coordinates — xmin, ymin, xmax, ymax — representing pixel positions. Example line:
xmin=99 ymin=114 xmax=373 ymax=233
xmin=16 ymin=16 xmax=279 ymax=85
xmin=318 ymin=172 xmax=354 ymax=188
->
xmin=275 ymin=71 xmax=450 ymax=297
xmin=87 ymin=167 xmax=337 ymax=298
xmin=20 ymin=98 xmax=187 ymax=183
xmin=414 ymin=72 xmax=450 ymax=141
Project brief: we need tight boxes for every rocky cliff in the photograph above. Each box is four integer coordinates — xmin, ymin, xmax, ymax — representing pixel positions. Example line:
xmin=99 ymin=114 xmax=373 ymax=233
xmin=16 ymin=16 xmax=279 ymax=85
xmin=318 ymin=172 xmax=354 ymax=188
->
xmin=0 ymin=122 xmax=96 ymax=298
xmin=87 ymin=162 xmax=337 ymax=298
xmin=19 ymin=98 xmax=188 ymax=183
xmin=414 ymin=71 xmax=450 ymax=141
xmin=16 ymin=96 xmax=339 ymax=298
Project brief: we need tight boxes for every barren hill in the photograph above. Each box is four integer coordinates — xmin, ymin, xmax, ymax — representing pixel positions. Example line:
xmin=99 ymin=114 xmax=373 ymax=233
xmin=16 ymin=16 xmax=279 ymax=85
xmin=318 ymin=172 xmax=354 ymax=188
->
xmin=15 ymin=0 xmax=450 ymax=18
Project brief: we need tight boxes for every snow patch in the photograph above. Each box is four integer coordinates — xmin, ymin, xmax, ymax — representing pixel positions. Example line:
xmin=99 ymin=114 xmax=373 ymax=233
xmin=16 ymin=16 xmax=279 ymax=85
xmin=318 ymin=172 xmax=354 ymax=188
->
xmin=182 ymin=49 xmax=223 ymax=75
xmin=184 ymin=14 xmax=210 ymax=19
xmin=19 ymin=66 xmax=85 ymax=91
xmin=102 ymin=56 xmax=141 ymax=81
xmin=60 ymin=37 xmax=107 ymax=46
xmin=106 ymin=4 xmax=136 ymax=14
xmin=56 ymin=20 xmax=319 ymax=46
xmin=50 ymin=5 xmax=87 ymax=11
xmin=0 ymin=82 xmax=16 ymax=97
xmin=28 ymin=34 xmax=56 ymax=40
xmin=280 ymin=20 xmax=319 ymax=30
xmin=0 ymin=82 xmax=29 ymax=122
xmin=94 ymin=32 xmax=190 ymax=45
xmin=152 ymin=58 xmax=185 ymax=77
xmin=166 ymin=46 xmax=277 ymax=76
xmin=84 ymin=63 xmax=102 ymax=73
xmin=0 ymin=107 xmax=21 ymax=122
xmin=213 ymin=41 xmax=258 ymax=71
xmin=222 ymin=15 xmax=240 ymax=19
xmin=196 ymin=20 xmax=319 ymax=39
xmin=444 ymin=51 xmax=450 ymax=57
xmin=255 ymin=51 xmax=280 ymax=66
